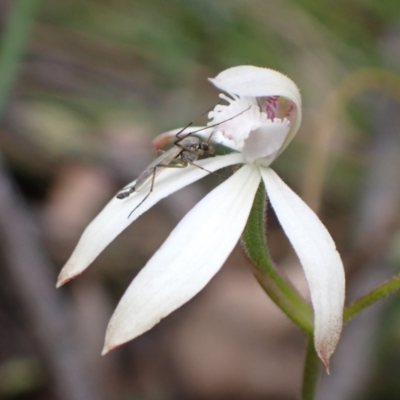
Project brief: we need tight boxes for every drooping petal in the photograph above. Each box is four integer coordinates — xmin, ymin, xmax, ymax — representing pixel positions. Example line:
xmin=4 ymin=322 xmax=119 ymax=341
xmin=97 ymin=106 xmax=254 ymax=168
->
xmin=57 ymin=153 xmax=245 ymax=287
xmin=103 ymin=164 xmax=261 ymax=353
xmin=209 ymin=66 xmax=302 ymax=161
xmin=260 ymin=167 xmax=345 ymax=368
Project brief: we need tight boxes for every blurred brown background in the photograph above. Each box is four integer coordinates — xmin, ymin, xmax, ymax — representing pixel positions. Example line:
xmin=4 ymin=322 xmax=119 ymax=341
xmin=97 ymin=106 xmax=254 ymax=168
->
xmin=1 ymin=0 xmax=400 ymax=399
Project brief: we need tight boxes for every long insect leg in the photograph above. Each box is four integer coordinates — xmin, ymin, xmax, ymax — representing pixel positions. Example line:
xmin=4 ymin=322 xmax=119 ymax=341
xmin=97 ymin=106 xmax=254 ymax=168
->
xmin=174 ymin=102 xmax=221 ymax=142
xmin=127 ymin=167 xmax=158 ymax=218
xmin=174 ymin=105 xmax=251 ymax=147
xmin=185 ymin=159 xmax=226 ymax=178
xmin=126 ymin=158 xmax=188 ymax=217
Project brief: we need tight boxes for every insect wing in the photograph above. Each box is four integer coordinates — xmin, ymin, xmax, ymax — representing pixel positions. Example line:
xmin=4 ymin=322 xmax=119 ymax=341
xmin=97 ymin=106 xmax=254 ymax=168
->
xmin=134 ymin=146 xmax=181 ymax=192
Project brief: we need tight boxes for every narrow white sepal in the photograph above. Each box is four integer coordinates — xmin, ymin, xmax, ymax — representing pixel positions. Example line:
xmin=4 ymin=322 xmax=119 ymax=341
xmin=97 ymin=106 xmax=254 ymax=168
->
xmin=260 ymin=168 xmax=345 ymax=368
xmin=57 ymin=153 xmax=245 ymax=287
xmin=103 ymin=164 xmax=261 ymax=353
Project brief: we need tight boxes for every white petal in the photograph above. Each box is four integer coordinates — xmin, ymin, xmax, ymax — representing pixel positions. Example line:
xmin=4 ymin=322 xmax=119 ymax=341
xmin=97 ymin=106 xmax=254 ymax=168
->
xmin=207 ymin=95 xmax=261 ymax=151
xmin=242 ymin=119 xmax=291 ymax=164
xmin=209 ymin=66 xmax=301 ymax=111
xmin=57 ymin=153 xmax=245 ymax=286
xmin=103 ymin=164 xmax=261 ymax=353
xmin=260 ymin=168 xmax=345 ymax=367
xmin=209 ymin=66 xmax=302 ymax=159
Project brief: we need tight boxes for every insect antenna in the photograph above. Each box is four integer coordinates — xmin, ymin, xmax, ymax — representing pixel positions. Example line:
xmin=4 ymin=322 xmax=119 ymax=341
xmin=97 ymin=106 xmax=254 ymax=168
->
xmin=174 ymin=101 xmax=223 ymax=143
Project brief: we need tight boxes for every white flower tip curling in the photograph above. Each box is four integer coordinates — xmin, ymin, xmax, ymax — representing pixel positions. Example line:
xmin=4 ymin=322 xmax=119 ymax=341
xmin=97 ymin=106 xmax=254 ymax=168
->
xmin=317 ymin=347 xmax=331 ymax=373
xmin=102 ymin=324 xmax=118 ymax=355
xmin=102 ymin=311 xmax=135 ymax=355
xmin=101 ymin=343 xmax=114 ymax=356
xmin=56 ymin=262 xmax=80 ymax=288
xmin=316 ymin=315 xmax=343 ymax=373
xmin=102 ymin=321 xmax=136 ymax=354
xmin=208 ymin=65 xmax=301 ymax=110
xmin=102 ymin=327 xmax=137 ymax=354
xmin=208 ymin=66 xmax=302 ymax=161
xmin=102 ymin=317 xmax=152 ymax=355
xmin=318 ymin=349 xmax=331 ymax=374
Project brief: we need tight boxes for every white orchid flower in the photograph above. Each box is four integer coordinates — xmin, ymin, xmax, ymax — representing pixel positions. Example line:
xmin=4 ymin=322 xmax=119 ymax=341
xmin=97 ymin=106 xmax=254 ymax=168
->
xmin=57 ymin=66 xmax=345 ymax=367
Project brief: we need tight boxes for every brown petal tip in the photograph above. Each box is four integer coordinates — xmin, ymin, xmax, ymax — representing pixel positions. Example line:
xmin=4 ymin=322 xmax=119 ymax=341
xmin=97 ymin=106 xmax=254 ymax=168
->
xmin=56 ymin=264 xmax=79 ymax=288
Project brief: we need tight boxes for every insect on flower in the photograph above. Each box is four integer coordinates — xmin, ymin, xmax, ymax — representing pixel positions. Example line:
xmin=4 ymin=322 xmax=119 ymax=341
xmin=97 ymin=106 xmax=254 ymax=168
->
xmin=115 ymin=130 xmax=214 ymax=217
xmin=116 ymin=107 xmax=250 ymax=216
xmin=58 ymin=66 xmax=345 ymax=369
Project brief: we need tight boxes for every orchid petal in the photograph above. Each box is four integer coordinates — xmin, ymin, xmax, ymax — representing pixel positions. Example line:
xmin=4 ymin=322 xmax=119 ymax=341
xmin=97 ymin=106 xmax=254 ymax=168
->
xmin=260 ymin=167 xmax=345 ymax=368
xmin=209 ymin=66 xmax=302 ymax=158
xmin=242 ymin=118 xmax=291 ymax=164
xmin=57 ymin=153 xmax=245 ymax=287
xmin=209 ymin=66 xmax=301 ymax=108
xmin=103 ymin=164 xmax=261 ymax=353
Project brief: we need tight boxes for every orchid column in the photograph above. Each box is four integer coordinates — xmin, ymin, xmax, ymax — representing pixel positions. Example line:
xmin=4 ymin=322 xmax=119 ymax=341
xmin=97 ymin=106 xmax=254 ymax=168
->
xmin=57 ymin=65 xmax=345 ymax=369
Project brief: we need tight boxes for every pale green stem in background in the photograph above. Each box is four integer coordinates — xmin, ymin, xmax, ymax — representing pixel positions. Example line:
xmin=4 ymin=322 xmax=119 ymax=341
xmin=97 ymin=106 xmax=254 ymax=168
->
xmin=303 ymin=68 xmax=400 ymax=212
xmin=344 ymin=274 xmax=400 ymax=323
xmin=0 ymin=0 xmax=42 ymax=120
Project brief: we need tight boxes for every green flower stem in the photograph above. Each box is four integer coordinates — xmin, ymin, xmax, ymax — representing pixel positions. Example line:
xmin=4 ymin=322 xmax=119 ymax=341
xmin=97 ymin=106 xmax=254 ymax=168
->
xmin=0 ymin=0 xmax=42 ymax=120
xmin=344 ymin=274 xmax=400 ymax=323
xmin=301 ymin=334 xmax=320 ymax=400
xmin=241 ymin=183 xmax=313 ymax=333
